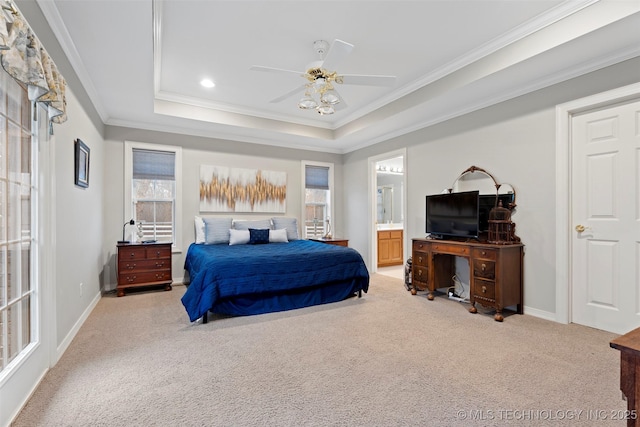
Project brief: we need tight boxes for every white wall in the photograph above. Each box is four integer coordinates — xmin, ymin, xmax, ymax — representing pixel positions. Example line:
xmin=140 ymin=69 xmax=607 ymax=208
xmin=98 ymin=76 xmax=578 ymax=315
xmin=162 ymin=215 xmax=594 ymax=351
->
xmin=102 ymin=127 xmax=343 ymax=289
xmin=343 ymin=57 xmax=640 ymax=317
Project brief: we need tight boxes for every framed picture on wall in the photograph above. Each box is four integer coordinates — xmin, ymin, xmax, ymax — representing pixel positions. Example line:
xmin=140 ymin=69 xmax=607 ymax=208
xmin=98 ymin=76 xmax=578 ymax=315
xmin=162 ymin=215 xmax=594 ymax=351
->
xmin=74 ymin=138 xmax=90 ymax=188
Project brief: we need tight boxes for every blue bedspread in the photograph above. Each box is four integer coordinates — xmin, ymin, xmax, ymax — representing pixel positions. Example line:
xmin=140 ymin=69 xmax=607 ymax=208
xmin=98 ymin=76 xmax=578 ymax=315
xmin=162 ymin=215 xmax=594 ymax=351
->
xmin=181 ymin=240 xmax=369 ymax=321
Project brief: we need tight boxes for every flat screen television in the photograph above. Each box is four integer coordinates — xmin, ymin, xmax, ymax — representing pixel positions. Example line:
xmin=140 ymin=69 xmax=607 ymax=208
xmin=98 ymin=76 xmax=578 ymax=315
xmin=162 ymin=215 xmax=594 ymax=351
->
xmin=478 ymin=193 xmax=515 ymax=233
xmin=426 ymin=190 xmax=479 ymax=239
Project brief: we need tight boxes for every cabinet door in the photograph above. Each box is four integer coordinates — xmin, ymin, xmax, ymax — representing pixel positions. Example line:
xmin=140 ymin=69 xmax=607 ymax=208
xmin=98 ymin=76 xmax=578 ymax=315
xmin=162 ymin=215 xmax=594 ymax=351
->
xmin=378 ymin=239 xmax=391 ymax=263
xmin=390 ymin=238 xmax=403 ymax=262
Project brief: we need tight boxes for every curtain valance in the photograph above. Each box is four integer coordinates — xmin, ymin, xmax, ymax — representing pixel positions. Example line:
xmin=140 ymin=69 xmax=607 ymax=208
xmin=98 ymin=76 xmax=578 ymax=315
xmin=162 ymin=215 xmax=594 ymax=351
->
xmin=0 ymin=1 xmax=67 ymax=131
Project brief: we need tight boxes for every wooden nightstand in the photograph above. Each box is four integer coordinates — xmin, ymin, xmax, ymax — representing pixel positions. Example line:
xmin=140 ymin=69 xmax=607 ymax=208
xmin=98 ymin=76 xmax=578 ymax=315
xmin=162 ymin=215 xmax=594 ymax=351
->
xmin=116 ymin=242 xmax=173 ymax=297
xmin=309 ymin=237 xmax=349 ymax=247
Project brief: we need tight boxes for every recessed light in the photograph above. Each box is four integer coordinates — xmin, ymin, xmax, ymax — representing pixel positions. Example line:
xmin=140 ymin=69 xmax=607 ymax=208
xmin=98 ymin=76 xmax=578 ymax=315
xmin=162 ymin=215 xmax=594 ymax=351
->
xmin=200 ymin=78 xmax=215 ymax=88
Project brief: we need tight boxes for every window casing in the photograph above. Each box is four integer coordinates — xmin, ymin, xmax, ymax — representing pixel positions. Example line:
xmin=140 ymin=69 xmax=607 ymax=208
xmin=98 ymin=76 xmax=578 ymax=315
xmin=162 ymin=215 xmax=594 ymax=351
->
xmin=302 ymin=162 xmax=334 ymax=238
xmin=124 ymin=142 xmax=182 ymax=250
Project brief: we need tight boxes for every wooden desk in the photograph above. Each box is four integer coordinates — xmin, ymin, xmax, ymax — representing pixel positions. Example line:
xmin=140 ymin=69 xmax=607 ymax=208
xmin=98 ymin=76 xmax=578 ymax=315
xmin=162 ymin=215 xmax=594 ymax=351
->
xmin=412 ymin=238 xmax=523 ymax=321
xmin=610 ymin=327 xmax=640 ymax=425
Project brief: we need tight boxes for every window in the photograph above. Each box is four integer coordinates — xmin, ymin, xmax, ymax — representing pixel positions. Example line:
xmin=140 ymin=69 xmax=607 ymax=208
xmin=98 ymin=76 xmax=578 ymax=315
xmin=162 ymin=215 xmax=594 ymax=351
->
xmin=302 ymin=162 xmax=333 ymax=238
xmin=124 ymin=142 xmax=182 ymax=249
xmin=0 ymin=73 xmax=35 ymax=375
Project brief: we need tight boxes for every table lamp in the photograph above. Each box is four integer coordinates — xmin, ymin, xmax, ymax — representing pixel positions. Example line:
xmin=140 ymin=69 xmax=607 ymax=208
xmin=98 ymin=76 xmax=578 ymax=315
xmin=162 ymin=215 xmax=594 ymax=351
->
xmin=118 ymin=219 xmax=135 ymax=244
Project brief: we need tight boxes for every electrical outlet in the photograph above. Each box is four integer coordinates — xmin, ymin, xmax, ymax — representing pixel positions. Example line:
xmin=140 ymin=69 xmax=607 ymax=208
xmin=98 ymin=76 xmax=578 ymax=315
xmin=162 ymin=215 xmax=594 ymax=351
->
xmin=79 ymin=282 xmax=83 ymax=297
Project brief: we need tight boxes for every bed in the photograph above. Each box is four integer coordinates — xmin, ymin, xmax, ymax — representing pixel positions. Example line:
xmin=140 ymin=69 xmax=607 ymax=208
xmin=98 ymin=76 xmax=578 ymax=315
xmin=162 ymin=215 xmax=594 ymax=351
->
xmin=181 ymin=239 xmax=370 ymax=323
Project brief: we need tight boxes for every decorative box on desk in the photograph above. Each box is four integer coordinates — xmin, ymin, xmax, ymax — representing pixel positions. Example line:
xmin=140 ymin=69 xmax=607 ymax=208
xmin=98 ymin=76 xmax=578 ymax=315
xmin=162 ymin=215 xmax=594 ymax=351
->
xmin=116 ymin=242 xmax=172 ymax=297
xmin=308 ymin=237 xmax=349 ymax=247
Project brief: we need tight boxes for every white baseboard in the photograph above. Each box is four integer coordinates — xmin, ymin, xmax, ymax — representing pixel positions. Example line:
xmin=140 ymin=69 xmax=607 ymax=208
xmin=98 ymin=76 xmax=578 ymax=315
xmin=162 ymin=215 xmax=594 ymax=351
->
xmin=523 ymin=305 xmax=558 ymax=323
xmin=55 ymin=291 xmax=101 ymax=363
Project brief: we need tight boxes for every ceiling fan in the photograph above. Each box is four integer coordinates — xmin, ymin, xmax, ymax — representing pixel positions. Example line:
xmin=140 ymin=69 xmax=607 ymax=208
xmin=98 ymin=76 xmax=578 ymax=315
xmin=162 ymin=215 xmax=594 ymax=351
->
xmin=250 ymin=39 xmax=396 ymax=115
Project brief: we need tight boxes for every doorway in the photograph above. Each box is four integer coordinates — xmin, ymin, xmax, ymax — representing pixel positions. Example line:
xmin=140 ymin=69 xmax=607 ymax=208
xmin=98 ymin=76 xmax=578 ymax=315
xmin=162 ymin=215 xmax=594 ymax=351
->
xmin=368 ymin=149 xmax=407 ymax=278
xmin=556 ymin=83 xmax=640 ymax=334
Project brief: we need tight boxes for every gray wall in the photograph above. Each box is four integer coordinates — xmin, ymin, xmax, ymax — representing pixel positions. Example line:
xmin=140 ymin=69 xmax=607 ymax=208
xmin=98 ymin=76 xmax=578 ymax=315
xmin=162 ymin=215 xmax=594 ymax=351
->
xmin=343 ymin=57 xmax=640 ymax=317
xmin=52 ymin=88 xmax=106 ymax=349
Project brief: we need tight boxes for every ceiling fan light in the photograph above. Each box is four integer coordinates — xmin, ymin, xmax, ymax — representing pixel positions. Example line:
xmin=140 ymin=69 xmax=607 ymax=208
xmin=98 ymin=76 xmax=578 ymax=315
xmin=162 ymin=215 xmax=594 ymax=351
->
xmin=317 ymin=103 xmax=334 ymax=115
xmin=320 ymin=90 xmax=340 ymax=105
xmin=312 ymin=77 xmax=326 ymax=90
xmin=298 ymin=95 xmax=318 ymax=110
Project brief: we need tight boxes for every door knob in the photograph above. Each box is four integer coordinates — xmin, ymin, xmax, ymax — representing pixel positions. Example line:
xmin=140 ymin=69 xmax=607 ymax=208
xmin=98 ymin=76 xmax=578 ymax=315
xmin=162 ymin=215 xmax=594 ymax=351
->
xmin=575 ymin=224 xmax=591 ymax=233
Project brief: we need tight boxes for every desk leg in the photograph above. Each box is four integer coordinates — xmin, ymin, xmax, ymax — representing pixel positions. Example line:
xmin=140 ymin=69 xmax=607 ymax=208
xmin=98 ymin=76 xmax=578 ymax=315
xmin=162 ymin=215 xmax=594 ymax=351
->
xmin=469 ymin=301 xmax=477 ymax=314
xmin=427 ymin=290 xmax=435 ymax=300
xmin=619 ymin=352 xmax=640 ymax=426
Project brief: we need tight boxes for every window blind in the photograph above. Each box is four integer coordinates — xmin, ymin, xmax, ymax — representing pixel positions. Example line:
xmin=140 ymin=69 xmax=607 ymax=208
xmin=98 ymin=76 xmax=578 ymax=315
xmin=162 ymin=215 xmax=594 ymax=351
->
xmin=133 ymin=149 xmax=175 ymax=180
xmin=305 ymin=165 xmax=329 ymax=190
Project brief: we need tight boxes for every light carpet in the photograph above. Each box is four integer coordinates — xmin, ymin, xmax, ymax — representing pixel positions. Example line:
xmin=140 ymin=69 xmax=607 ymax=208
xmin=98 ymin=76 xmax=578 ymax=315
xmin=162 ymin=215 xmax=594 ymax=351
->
xmin=13 ymin=274 xmax=626 ymax=426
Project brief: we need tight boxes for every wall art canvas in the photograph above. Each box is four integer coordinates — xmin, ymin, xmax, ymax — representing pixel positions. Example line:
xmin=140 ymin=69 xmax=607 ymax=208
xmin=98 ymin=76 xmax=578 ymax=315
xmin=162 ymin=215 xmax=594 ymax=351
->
xmin=200 ymin=165 xmax=287 ymax=212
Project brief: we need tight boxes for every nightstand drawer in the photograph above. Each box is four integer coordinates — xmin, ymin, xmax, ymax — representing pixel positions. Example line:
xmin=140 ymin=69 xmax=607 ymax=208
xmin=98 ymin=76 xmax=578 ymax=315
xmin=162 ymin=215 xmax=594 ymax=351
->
xmin=474 ymin=278 xmax=496 ymax=300
xmin=118 ymin=246 xmax=148 ymax=261
xmin=119 ymin=270 xmax=172 ymax=285
xmin=147 ymin=246 xmax=171 ymax=259
xmin=120 ymin=259 xmax=171 ymax=272
xmin=473 ymin=259 xmax=496 ymax=280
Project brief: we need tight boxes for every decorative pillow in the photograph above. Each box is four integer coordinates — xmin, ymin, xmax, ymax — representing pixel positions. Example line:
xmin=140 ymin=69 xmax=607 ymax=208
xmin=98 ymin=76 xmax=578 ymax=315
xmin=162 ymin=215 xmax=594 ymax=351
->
xmin=269 ymin=228 xmax=289 ymax=243
xmin=248 ymin=228 xmax=270 ymax=244
xmin=194 ymin=216 xmax=205 ymax=244
xmin=233 ymin=219 xmax=273 ymax=230
xmin=203 ymin=217 xmax=233 ymax=244
xmin=272 ymin=217 xmax=299 ymax=240
xmin=229 ymin=229 xmax=250 ymax=245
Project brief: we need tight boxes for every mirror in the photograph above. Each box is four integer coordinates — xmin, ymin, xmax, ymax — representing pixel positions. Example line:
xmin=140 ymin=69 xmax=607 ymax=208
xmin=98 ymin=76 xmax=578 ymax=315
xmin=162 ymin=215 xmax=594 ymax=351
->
xmin=376 ymin=157 xmax=404 ymax=224
xmin=377 ymin=186 xmax=394 ymax=223
xmin=450 ymin=165 xmax=516 ymax=210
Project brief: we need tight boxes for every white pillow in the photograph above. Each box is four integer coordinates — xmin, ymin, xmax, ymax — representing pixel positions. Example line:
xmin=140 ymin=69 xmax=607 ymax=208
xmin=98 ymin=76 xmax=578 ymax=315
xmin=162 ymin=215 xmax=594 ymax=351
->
xmin=269 ymin=228 xmax=289 ymax=243
xmin=233 ymin=219 xmax=273 ymax=230
xmin=272 ymin=217 xmax=299 ymax=240
xmin=194 ymin=216 xmax=205 ymax=244
xmin=203 ymin=217 xmax=233 ymax=244
xmin=229 ymin=229 xmax=250 ymax=245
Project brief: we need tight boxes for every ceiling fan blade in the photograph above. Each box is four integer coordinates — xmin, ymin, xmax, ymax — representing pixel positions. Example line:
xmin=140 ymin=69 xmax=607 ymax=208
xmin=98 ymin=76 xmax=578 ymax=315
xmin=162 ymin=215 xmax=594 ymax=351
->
xmin=269 ymin=85 xmax=306 ymax=103
xmin=249 ymin=65 xmax=304 ymax=77
xmin=333 ymin=89 xmax=348 ymax=110
xmin=321 ymin=39 xmax=354 ymax=71
xmin=339 ymin=74 xmax=396 ymax=87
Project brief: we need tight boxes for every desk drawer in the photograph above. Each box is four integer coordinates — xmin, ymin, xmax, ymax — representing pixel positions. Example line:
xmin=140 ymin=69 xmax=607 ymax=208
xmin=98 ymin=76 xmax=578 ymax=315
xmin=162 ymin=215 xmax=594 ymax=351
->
xmin=473 ymin=259 xmax=496 ymax=280
xmin=472 ymin=247 xmax=497 ymax=260
xmin=430 ymin=243 xmax=470 ymax=256
xmin=474 ymin=278 xmax=496 ymax=300
xmin=413 ymin=240 xmax=429 ymax=252
xmin=413 ymin=252 xmax=429 ymax=267
xmin=412 ymin=265 xmax=428 ymax=282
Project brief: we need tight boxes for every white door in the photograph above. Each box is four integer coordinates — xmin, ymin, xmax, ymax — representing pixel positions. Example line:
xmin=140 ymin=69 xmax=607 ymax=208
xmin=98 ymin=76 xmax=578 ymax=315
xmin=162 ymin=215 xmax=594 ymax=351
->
xmin=571 ymin=99 xmax=640 ymax=334
xmin=0 ymin=102 xmax=53 ymax=427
